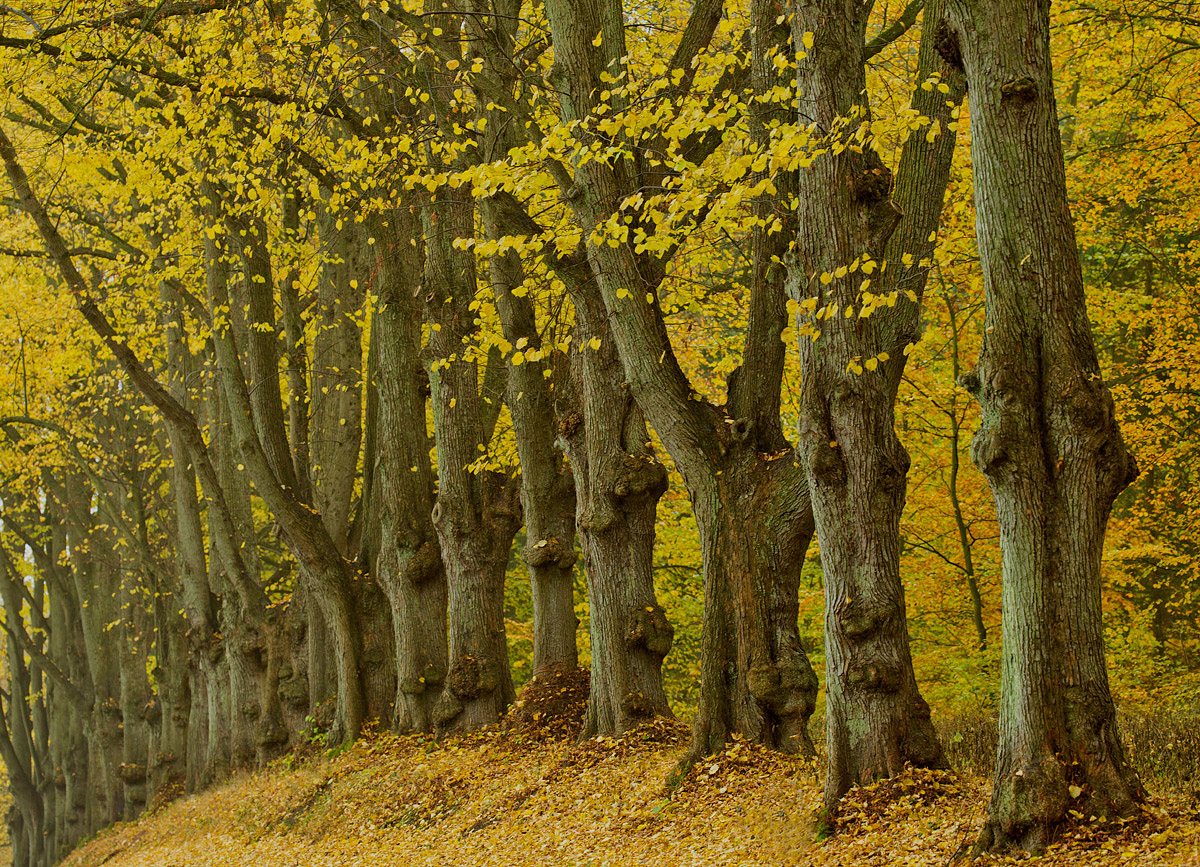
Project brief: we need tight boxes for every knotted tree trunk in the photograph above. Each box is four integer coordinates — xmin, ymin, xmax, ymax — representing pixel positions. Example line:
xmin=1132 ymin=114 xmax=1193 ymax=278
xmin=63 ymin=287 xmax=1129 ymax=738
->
xmin=943 ymin=0 xmax=1144 ymax=852
xmin=370 ymin=205 xmax=449 ymax=734
xmin=540 ymin=0 xmax=821 ymax=755
xmin=788 ymin=0 xmax=969 ymax=813
xmin=558 ymin=282 xmax=673 ymax=737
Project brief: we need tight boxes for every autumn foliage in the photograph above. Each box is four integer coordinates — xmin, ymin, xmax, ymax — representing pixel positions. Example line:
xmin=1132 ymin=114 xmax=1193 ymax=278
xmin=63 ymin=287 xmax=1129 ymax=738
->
xmin=0 ymin=0 xmax=1198 ymax=864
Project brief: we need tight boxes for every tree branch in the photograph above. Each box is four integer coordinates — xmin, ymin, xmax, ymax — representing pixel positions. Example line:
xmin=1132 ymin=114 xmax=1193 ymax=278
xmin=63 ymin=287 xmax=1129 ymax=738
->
xmin=864 ymin=0 xmax=925 ymax=60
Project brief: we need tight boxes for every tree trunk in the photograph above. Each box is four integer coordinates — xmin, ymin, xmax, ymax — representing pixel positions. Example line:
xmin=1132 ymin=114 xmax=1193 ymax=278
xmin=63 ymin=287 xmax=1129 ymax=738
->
xmin=422 ymin=179 xmax=522 ymax=734
xmin=55 ymin=477 xmax=125 ymax=827
xmin=482 ymin=198 xmax=580 ymax=680
xmin=207 ymin=375 xmax=289 ymax=767
xmin=540 ymin=0 xmax=818 ymax=755
xmin=688 ymin=456 xmax=819 ymax=760
xmin=205 ymin=226 xmax=367 ymax=746
xmin=943 ymin=0 xmax=1144 ymax=851
xmin=308 ymin=213 xmax=397 ymax=725
xmin=553 ymin=293 xmax=677 ymax=739
xmin=280 ymin=190 xmax=314 ymax=506
xmin=946 ymin=296 xmax=988 ymax=650
xmin=370 ymin=207 xmax=449 ymax=733
xmin=465 ymin=3 xmax=582 ymax=686
xmin=163 ymin=295 xmax=223 ymax=789
xmin=788 ymin=0 xmax=969 ymax=813
xmin=0 ymin=573 xmax=46 ymax=867
xmin=117 ymin=611 xmax=151 ymax=820
xmin=160 ymin=292 xmax=217 ymax=792
xmin=557 ymin=283 xmax=673 ymax=737
xmin=310 ymin=205 xmax=367 ymax=557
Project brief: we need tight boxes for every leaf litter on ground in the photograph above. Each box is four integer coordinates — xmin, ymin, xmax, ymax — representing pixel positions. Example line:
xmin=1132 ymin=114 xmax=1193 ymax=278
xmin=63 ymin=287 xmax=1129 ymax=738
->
xmin=62 ymin=727 xmax=1200 ymax=867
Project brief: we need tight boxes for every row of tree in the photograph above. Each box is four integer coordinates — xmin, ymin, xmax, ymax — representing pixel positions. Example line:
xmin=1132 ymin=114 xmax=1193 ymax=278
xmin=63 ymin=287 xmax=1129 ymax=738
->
xmin=0 ymin=0 xmax=1159 ymax=864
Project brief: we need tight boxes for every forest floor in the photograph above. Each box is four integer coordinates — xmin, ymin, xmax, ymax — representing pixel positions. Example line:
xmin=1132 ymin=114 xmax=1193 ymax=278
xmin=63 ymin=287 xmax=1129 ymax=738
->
xmin=62 ymin=720 xmax=1200 ymax=867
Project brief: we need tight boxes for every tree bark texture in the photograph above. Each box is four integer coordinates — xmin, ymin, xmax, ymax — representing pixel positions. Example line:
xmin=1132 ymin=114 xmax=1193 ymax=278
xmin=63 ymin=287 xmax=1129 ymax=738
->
xmin=310 ymin=208 xmax=367 ymax=556
xmin=370 ymin=206 xmax=449 ymax=733
xmin=481 ymin=202 xmax=580 ymax=681
xmin=464 ymin=1 xmax=582 ymax=684
xmin=944 ymin=0 xmax=1144 ymax=851
xmin=557 ymin=285 xmax=673 ymax=736
xmin=423 ymin=178 xmax=522 ymax=734
xmin=541 ymin=0 xmax=820 ymax=758
xmin=205 ymin=230 xmax=366 ymax=746
xmin=789 ymin=0 xmax=951 ymax=814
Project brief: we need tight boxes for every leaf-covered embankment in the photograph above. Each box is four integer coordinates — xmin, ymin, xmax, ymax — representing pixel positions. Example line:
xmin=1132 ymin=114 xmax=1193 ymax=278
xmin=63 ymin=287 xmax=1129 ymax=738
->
xmin=61 ymin=724 xmax=1199 ymax=867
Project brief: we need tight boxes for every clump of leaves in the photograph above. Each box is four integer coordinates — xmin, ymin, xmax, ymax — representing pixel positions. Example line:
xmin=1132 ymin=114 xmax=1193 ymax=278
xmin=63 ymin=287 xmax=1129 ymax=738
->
xmin=554 ymin=717 xmax=690 ymax=775
xmin=505 ymin=668 xmax=590 ymax=743
xmin=829 ymin=766 xmax=963 ymax=835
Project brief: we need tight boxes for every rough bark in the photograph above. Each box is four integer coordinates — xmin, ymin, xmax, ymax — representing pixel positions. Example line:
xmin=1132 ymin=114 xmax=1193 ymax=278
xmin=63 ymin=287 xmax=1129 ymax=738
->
xmin=465 ymin=0 xmax=581 ymax=686
xmin=943 ymin=0 xmax=1144 ymax=851
xmin=558 ymin=285 xmax=673 ymax=737
xmin=480 ymin=214 xmax=579 ymax=680
xmin=688 ymin=456 xmax=819 ymax=760
xmin=423 ymin=177 xmax=522 ymax=733
xmin=418 ymin=7 xmax=523 ymax=734
xmin=204 ymin=225 xmax=367 ymax=746
xmin=162 ymin=287 xmax=218 ymax=790
xmin=307 ymin=211 xmax=397 ymax=725
xmin=310 ymin=205 xmax=367 ymax=556
xmin=539 ymin=0 xmax=819 ymax=757
xmin=369 ymin=206 xmax=449 ymax=733
xmin=788 ymin=0 xmax=968 ymax=813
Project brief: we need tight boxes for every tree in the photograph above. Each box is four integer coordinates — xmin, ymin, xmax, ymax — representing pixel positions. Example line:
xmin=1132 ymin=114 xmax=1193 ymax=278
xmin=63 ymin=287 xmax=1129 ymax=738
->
xmin=787 ymin=0 xmax=966 ymax=811
xmin=944 ymin=0 xmax=1145 ymax=850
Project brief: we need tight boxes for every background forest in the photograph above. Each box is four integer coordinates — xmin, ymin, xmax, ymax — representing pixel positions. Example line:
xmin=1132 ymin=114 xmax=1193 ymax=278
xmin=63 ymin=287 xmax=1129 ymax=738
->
xmin=0 ymin=0 xmax=1197 ymax=865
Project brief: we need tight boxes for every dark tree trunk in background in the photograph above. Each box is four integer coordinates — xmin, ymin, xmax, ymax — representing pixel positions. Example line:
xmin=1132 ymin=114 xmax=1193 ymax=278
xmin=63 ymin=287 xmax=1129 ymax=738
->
xmin=944 ymin=0 xmax=1144 ymax=851
xmin=370 ymin=206 xmax=449 ymax=733
xmin=482 ymin=199 xmax=580 ymax=681
xmin=689 ymin=460 xmax=818 ymax=759
xmin=684 ymin=0 xmax=820 ymax=761
xmin=163 ymin=293 xmax=223 ymax=790
xmin=418 ymin=8 xmax=522 ymax=734
xmin=206 ymin=355 xmax=290 ymax=767
xmin=467 ymin=2 xmax=581 ymax=687
xmin=308 ymin=212 xmax=396 ymax=725
xmin=558 ymin=283 xmax=673 ymax=737
xmin=311 ymin=206 xmax=366 ymax=557
xmin=423 ymin=177 xmax=522 ymax=732
xmin=205 ymin=223 xmax=367 ymax=747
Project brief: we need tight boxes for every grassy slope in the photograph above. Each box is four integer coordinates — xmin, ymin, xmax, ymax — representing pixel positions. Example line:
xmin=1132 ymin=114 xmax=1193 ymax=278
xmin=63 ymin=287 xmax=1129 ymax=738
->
xmin=62 ymin=724 xmax=1199 ymax=867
